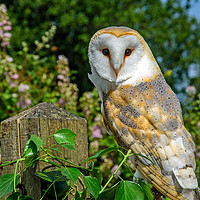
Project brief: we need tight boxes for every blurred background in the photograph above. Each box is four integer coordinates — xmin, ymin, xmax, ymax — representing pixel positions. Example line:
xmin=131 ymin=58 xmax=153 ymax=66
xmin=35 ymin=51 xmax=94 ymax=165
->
xmin=0 ymin=0 xmax=200 ymax=191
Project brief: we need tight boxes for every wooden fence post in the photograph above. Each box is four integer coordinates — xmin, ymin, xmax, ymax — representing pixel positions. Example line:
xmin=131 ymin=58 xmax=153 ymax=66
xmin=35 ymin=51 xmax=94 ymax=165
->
xmin=0 ymin=102 xmax=88 ymax=200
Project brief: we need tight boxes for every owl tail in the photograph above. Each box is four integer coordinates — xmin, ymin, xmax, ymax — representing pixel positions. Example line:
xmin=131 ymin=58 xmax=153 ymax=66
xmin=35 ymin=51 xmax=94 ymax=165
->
xmin=179 ymin=188 xmax=200 ymax=200
xmin=132 ymin=159 xmax=199 ymax=200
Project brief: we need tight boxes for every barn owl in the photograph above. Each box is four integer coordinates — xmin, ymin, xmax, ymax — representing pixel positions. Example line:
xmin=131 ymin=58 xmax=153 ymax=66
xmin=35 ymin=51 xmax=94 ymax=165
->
xmin=88 ymin=26 xmax=199 ymax=200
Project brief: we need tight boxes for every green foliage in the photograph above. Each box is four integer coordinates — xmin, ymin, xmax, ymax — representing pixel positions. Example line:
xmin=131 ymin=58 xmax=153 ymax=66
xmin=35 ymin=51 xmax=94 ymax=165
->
xmin=0 ymin=174 xmax=20 ymax=198
xmin=115 ymin=181 xmax=145 ymax=200
xmin=1 ymin=0 xmax=200 ymax=93
xmin=0 ymin=24 xmax=78 ymax=121
xmin=0 ymin=128 xmax=152 ymax=200
xmin=83 ymin=176 xmax=100 ymax=199
xmin=98 ymin=182 xmax=119 ymax=200
xmin=61 ymin=167 xmax=81 ymax=184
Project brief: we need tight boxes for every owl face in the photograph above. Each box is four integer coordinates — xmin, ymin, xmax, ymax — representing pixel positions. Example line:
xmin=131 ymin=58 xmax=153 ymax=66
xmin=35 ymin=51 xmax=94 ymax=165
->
xmin=88 ymin=27 xmax=159 ymax=86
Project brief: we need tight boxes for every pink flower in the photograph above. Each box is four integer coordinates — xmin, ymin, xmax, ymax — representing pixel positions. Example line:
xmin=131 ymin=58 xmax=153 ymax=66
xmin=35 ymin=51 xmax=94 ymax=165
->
xmin=18 ymin=83 xmax=30 ymax=92
xmin=59 ymin=97 xmax=65 ymax=105
xmin=25 ymin=99 xmax=32 ymax=106
xmin=57 ymin=74 xmax=65 ymax=80
xmin=92 ymin=125 xmax=104 ymax=138
xmin=0 ymin=30 xmax=3 ymax=37
xmin=11 ymin=73 xmax=19 ymax=80
xmin=58 ymin=55 xmax=68 ymax=64
xmin=4 ymin=25 xmax=12 ymax=31
xmin=186 ymin=86 xmax=196 ymax=96
xmin=10 ymin=82 xmax=17 ymax=88
xmin=1 ymin=41 xmax=9 ymax=47
xmin=94 ymin=116 xmax=100 ymax=122
xmin=6 ymin=56 xmax=13 ymax=62
xmin=17 ymin=97 xmax=26 ymax=109
xmin=4 ymin=32 xmax=12 ymax=38
xmin=61 ymin=69 xmax=67 ymax=75
xmin=196 ymin=152 xmax=200 ymax=158
xmin=111 ymin=165 xmax=121 ymax=178
xmin=58 ymin=55 xmax=65 ymax=60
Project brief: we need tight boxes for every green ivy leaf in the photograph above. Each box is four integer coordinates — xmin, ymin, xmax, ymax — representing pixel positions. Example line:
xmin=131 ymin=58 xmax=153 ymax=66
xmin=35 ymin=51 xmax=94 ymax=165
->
xmin=83 ymin=176 xmax=100 ymax=199
xmin=54 ymin=128 xmax=76 ymax=145
xmin=61 ymin=167 xmax=81 ymax=184
xmin=0 ymin=174 xmax=20 ymax=198
xmin=82 ymin=147 xmax=119 ymax=163
xmin=138 ymin=179 xmax=154 ymax=200
xmin=29 ymin=135 xmax=43 ymax=151
xmin=22 ymin=140 xmax=37 ymax=158
xmin=7 ymin=191 xmax=21 ymax=199
xmin=22 ymin=135 xmax=43 ymax=158
xmin=61 ymin=143 xmax=75 ymax=151
xmin=98 ymin=182 xmax=120 ymax=200
xmin=115 ymin=180 xmax=145 ymax=200
xmin=35 ymin=170 xmax=67 ymax=182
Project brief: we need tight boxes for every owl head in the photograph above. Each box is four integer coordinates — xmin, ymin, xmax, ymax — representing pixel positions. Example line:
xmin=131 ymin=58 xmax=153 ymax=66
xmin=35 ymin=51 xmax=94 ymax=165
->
xmin=88 ymin=26 xmax=162 ymax=96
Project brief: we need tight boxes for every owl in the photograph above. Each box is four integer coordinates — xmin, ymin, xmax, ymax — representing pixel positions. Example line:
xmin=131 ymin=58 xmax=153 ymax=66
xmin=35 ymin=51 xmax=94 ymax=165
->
xmin=88 ymin=26 xmax=199 ymax=200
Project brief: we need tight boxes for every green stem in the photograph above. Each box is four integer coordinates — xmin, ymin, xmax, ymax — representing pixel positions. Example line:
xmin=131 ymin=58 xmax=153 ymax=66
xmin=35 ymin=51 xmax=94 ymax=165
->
xmin=124 ymin=161 xmax=136 ymax=177
xmin=40 ymin=175 xmax=63 ymax=200
xmin=14 ymin=159 xmax=20 ymax=192
xmin=42 ymin=134 xmax=54 ymax=142
xmin=115 ymin=174 xmax=124 ymax=181
xmin=62 ymin=187 xmax=74 ymax=200
xmin=0 ymin=158 xmax=25 ymax=167
xmin=55 ymin=156 xmax=92 ymax=171
xmin=43 ymin=147 xmax=91 ymax=171
xmin=100 ymin=149 xmax=132 ymax=194
xmin=53 ymin=184 xmax=58 ymax=200
xmin=42 ymin=148 xmax=66 ymax=167
xmin=17 ymin=155 xmax=50 ymax=175
xmin=48 ymin=143 xmax=62 ymax=149
xmin=40 ymin=159 xmax=62 ymax=168
xmin=118 ymin=149 xmax=139 ymax=180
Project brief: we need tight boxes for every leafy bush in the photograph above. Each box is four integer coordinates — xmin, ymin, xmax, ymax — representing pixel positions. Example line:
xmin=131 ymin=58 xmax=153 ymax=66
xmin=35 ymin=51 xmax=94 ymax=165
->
xmin=1 ymin=0 xmax=200 ymax=94
xmin=0 ymin=5 xmax=78 ymax=121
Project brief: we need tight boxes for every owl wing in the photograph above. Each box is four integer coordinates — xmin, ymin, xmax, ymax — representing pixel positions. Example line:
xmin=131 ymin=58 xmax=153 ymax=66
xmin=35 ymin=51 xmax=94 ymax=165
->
xmin=102 ymin=75 xmax=198 ymax=200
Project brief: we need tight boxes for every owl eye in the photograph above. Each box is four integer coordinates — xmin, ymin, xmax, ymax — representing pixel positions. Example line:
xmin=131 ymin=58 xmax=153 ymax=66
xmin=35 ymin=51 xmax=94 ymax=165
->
xmin=125 ymin=49 xmax=132 ymax=56
xmin=102 ymin=48 xmax=110 ymax=56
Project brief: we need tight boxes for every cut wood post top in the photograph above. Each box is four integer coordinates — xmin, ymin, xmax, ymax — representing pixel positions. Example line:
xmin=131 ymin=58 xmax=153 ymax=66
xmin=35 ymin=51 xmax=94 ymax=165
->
xmin=1 ymin=102 xmax=86 ymax=124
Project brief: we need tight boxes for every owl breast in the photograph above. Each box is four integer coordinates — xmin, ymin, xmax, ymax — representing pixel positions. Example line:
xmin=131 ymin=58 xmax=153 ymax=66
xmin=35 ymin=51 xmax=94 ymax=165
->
xmin=102 ymin=73 xmax=197 ymax=195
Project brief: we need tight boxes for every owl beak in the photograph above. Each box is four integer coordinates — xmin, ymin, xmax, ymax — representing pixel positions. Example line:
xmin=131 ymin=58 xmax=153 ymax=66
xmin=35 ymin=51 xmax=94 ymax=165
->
xmin=114 ymin=68 xmax=119 ymax=76
xmin=111 ymin=56 xmax=123 ymax=77
xmin=112 ymin=63 xmax=121 ymax=77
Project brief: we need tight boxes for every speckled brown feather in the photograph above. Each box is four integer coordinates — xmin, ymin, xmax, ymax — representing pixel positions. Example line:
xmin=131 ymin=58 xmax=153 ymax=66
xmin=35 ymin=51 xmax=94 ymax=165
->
xmin=102 ymin=74 xmax=198 ymax=200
